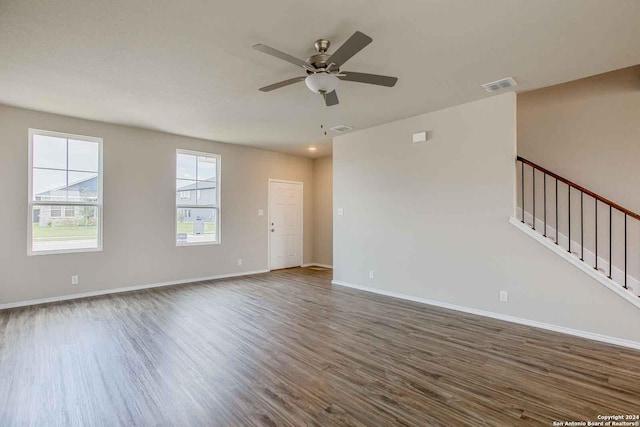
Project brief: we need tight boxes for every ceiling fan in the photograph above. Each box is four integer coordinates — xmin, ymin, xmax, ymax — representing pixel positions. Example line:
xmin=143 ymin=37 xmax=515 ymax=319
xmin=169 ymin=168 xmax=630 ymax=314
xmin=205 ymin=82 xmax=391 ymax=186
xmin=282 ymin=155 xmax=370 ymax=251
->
xmin=253 ymin=31 xmax=398 ymax=106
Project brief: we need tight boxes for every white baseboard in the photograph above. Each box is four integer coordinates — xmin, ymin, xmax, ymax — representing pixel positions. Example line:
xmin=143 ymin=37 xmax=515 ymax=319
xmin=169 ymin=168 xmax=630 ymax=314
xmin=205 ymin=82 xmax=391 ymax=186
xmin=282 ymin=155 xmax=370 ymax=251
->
xmin=331 ymin=279 xmax=640 ymax=351
xmin=510 ymin=216 xmax=640 ymax=309
xmin=0 ymin=269 xmax=270 ymax=310
xmin=302 ymin=263 xmax=333 ymax=268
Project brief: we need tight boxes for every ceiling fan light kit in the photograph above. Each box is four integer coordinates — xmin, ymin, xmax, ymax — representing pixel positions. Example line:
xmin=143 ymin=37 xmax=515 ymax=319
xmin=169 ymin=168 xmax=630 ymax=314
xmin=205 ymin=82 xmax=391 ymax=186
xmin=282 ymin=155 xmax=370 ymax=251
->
xmin=253 ymin=31 xmax=398 ymax=106
xmin=305 ymin=73 xmax=339 ymax=94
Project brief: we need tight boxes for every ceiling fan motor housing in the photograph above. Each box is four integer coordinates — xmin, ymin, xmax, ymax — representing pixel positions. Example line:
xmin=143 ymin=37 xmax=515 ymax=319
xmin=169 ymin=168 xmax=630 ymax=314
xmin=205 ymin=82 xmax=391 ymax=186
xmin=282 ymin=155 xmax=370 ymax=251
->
xmin=306 ymin=53 xmax=332 ymax=71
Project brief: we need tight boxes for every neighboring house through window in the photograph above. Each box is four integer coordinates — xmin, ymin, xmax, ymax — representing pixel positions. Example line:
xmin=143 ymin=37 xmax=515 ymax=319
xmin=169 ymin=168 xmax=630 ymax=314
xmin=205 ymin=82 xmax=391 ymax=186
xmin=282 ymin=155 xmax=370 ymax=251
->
xmin=176 ymin=150 xmax=219 ymax=245
xmin=28 ymin=129 xmax=103 ymax=254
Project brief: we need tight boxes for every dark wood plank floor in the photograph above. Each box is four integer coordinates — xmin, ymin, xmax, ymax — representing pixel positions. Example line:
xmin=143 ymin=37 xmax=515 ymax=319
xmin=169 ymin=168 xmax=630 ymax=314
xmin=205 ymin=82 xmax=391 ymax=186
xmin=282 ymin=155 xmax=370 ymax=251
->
xmin=1 ymin=268 xmax=639 ymax=426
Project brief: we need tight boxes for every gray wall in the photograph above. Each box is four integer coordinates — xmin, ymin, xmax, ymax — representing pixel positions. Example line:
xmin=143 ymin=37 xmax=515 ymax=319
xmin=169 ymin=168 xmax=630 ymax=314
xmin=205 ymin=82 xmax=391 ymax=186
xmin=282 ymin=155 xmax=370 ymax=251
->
xmin=313 ymin=156 xmax=333 ymax=266
xmin=333 ymin=92 xmax=640 ymax=344
xmin=0 ymin=104 xmax=316 ymax=304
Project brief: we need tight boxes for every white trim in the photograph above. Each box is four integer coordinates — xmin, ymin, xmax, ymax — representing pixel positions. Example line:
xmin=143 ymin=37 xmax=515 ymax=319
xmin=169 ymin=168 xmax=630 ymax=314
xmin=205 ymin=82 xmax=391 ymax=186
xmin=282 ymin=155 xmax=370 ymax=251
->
xmin=302 ymin=263 xmax=333 ymax=269
xmin=27 ymin=247 xmax=103 ymax=256
xmin=510 ymin=214 xmax=640 ymax=305
xmin=175 ymin=239 xmax=220 ymax=247
xmin=28 ymin=128 xmax=103 ymax=144
xmin=331 ymin=279 xmax=640 ymax=351
xmin=268 ymin=178 xmax=305 ymax=185
xmin=27 ymin=128 xmax=104 ymax=256
xmin=0 ymin=269 xmax=269 ymax=310
xmin=268 ymin=179 xmax=304 ymax=270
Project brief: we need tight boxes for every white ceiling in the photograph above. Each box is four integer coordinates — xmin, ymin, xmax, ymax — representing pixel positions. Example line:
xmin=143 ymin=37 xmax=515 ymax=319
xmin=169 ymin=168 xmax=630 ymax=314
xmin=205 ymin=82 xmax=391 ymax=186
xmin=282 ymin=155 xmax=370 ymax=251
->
xmin=1 ymin=0 xmax=639 ymax=158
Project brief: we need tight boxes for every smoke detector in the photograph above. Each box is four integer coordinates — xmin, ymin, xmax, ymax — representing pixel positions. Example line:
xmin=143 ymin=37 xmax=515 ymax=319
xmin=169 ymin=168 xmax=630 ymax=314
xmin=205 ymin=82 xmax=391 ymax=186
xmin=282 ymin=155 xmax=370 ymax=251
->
xmin=330 ymin=125 xmax=353 ymax=133
xmin=481 ymin=77 xmax=517 ymax=92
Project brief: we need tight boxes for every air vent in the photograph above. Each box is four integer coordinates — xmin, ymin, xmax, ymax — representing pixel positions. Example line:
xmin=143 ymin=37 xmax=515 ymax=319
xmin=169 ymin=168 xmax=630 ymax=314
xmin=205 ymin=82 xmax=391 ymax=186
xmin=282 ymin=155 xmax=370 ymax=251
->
xmin=481 ymin=77 xmax=517 ymax=92
xmin=330 ymin=125 xmax=353 ymax=133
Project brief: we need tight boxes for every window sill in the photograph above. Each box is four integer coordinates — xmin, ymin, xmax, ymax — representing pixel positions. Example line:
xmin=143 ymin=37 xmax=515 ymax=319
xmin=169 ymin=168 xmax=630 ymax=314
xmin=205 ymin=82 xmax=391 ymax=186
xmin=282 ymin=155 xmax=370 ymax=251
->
xmin=176 ymin=241 xmax=220 ymax=247
xmin=27 ymin=247 xmax=103 ymax=256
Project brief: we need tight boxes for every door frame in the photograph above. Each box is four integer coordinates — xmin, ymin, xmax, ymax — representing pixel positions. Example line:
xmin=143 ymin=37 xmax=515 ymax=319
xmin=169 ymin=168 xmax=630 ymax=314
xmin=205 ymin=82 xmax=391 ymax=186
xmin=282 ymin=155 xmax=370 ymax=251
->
xmin=268 ymin=179 xmax=304 ymax=271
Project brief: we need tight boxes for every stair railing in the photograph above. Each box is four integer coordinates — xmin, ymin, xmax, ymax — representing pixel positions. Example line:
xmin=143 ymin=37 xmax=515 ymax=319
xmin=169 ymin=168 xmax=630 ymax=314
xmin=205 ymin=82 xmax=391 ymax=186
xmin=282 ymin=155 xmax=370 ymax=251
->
xmin=517 ymin=156 xmax=640 ymax=293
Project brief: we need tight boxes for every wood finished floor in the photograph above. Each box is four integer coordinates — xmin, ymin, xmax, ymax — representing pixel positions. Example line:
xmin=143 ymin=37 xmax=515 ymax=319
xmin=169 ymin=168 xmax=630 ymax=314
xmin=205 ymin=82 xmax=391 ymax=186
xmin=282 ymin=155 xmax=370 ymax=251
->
xmin=1 ymin=268 xmax=639 ymax=426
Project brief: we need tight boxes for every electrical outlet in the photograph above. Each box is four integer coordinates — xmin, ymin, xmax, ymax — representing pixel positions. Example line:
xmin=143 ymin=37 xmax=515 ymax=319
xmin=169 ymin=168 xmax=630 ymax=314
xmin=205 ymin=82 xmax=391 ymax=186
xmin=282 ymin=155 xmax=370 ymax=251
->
xmin=237 ymin=259 xmax=243 ymax=266
xmin=499 ymin=290 xmax=508 ymax=302
xmin=337 ymin=208 xmax=344 ymax=216
xmin=369 ymin=270 xmax=374 ymax=279
xmin=258 ymin=209 xmax=264 ymax=216
xmin=71 ymin=275 xmax=79 ymax=286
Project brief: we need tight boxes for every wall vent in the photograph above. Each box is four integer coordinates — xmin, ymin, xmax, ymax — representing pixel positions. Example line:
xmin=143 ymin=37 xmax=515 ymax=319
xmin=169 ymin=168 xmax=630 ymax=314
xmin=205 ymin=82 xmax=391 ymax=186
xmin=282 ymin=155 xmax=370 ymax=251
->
xmin=481 ymin=77 xmax=517 ymax=92
xmin=330 ymin=125 xmax=353 ymax=133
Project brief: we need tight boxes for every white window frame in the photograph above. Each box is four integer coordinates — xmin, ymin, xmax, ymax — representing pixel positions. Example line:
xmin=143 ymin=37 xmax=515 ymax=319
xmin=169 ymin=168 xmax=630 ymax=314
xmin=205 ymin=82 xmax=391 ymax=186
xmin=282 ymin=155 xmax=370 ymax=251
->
xmin=176 ymin=149 xmax=221 ymax=246
xmin=27 ymin=128 xmax=104 ymax=256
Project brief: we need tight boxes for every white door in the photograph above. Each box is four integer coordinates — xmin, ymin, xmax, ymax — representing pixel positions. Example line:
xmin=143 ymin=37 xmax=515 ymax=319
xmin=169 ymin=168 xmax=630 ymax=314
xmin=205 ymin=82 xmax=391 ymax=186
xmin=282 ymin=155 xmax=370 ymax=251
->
xmin=269 ymin=180 xmax=303 ymax=270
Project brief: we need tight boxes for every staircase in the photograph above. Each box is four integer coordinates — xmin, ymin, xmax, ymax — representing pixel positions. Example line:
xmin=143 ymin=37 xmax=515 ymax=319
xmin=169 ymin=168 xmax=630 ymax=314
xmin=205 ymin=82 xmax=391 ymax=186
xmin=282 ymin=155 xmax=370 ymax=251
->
xmin=513 ymin=156 xmax=640 ymax=307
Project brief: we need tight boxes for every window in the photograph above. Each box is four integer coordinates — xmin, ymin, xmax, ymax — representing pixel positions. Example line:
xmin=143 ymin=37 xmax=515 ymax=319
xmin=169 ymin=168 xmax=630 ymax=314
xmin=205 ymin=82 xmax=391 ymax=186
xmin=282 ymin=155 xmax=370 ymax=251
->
xmin=176 ymin=150 xmax=219 ymax=245
xmin=28 ymin=129 xmax=103 ymax=254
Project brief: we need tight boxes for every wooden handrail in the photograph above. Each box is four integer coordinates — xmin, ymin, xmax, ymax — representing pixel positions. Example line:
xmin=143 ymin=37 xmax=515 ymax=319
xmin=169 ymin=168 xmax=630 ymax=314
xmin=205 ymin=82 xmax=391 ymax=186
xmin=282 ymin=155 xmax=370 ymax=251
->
xmin=517 ymin=156 xmax=640 ymax=222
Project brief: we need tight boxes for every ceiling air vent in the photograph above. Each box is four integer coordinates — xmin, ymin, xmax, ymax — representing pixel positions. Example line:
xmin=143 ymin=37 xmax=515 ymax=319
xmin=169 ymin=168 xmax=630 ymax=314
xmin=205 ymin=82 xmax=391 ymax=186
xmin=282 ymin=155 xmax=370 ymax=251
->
xmin=481 ymin=77 xmax=517 ymax=92
xmin=330 ymin=125 xmax=353 ymax=133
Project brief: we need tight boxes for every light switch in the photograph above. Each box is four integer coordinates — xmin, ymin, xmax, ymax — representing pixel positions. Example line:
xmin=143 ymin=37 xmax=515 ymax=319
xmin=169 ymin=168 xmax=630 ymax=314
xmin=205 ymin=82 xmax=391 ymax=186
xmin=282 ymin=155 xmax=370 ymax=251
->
xmin=337 ymin=208 xmax=344 ymax=216
xmin=258 ymin=209 xmax=264 ymax=216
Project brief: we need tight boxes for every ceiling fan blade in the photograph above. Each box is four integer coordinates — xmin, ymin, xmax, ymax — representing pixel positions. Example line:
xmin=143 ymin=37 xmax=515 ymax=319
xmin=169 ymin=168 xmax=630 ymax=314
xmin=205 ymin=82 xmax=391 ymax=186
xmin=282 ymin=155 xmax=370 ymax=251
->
xmin=338 ymin=71 xmax=398 ymax=87
xmin=259 ymin=76 xmax=306 ymax=92
xmin=323 ymin=90 xmax=339 ymax=106
xmin=326 ymin=31 xmax=372 ymax=69
xmin=253 ymin=44 xmax=313 ymax=71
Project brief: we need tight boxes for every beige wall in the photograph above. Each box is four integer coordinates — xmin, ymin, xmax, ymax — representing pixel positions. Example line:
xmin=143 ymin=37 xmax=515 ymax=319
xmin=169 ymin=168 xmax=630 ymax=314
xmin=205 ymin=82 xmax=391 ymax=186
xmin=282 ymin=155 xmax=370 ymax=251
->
xmin=0 ymin=104 xmax=316 ymax=304
xmin=333 ymin=92 xmax=640 ymax=344
xmin=518 ymin=65 xmax=640 ymax=213
xmin=312 ymin=156 xmax=333 ymax=266
xmin=517 ymin=65 xmax=640 ymax=285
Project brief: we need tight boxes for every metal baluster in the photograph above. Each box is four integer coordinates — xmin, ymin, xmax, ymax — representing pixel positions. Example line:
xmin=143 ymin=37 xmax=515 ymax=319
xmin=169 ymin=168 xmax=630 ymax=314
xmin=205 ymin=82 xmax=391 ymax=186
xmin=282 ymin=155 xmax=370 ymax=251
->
xmin=521 ymin=162 xmax=525 ymax=223
xmin=580 ymin=192 xmax=584 ymax=261
xmin=543 ymin=173 xmax=547 ymax=237
xmin=595 ymin=200 xmax=598 ymax=271
xmin=555 ymin=179 xmax=559 ymax=245
xmin=624 ymin=214 xmax=627 ymax=289
xmin=532 ymin=167 xmax=536 ymax=230
xmin=567 ymin=185 xmax=571 ymax=253
xmin=609 ymin=205 xmax=612 ymax=279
